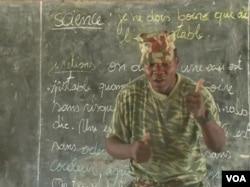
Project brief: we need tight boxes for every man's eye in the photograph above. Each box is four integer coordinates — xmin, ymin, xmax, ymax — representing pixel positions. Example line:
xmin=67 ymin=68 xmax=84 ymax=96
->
xmin=148 ymin=62 xmax=170 ymax=68
xmin=149 ymin=63 xmax=156 ymax=67
xmin=162 ymin=63 xmax=169 ymax=67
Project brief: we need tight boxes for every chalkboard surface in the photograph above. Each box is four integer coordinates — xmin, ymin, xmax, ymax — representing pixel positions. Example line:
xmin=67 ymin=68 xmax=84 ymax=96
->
xmin=0 ymin=0 xmax=249 ymax=187
xmin=0 ymin=2 xmax=40 ymax=187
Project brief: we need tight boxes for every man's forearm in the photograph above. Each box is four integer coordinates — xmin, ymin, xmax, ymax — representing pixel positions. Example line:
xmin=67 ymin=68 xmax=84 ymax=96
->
xmin=200 ymin=121 xmax=226 ymax=153
xmin=105 ymin=137 xmax=132 ymax=160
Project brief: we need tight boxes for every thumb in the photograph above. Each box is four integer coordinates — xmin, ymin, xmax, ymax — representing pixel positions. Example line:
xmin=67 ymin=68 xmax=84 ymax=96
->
xmin=195 ymin=79 xmax=204 ymax=92
xmin=142 ymin=132 xmax=150 ymax=144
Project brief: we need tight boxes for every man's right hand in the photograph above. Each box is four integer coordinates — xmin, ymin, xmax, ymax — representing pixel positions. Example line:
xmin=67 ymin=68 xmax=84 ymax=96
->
xmin=130 ymin=140 xmax=151 ymax=163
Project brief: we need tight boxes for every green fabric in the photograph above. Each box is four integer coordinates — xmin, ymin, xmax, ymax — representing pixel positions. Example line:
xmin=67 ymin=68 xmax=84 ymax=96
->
xmin=107 ymin=73 xmax=221 ymax=184
xmin=127 ymin=180 xmax=203 ymax=187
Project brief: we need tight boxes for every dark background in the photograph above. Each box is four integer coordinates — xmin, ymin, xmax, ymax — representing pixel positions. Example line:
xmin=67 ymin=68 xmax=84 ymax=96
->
xmin=0 ymin=0 xmax=249 ymax=187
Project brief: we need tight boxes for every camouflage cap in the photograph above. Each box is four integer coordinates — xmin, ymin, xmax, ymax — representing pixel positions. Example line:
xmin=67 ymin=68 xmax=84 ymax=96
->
xmin=135 ymin=30 xmax=176 ymax=64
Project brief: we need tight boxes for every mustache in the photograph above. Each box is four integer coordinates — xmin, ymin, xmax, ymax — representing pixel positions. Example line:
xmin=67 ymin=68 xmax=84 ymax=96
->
xmin=152 ymin=72 xmax=166 ymax=80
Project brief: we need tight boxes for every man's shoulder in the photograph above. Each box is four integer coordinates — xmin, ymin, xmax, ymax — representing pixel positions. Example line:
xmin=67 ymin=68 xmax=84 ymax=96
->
xmin=178 ymin=74 xmax=196 ymax=89
xmin=118 ymin=74 xmax=147 ymax=96
xmin=122 ymin=74 xmax=147 ymax=89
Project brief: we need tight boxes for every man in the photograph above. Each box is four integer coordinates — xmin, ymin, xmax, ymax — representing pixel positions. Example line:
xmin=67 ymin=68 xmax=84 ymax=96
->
xmin=105 ymin=30 xmax=226 ymax=187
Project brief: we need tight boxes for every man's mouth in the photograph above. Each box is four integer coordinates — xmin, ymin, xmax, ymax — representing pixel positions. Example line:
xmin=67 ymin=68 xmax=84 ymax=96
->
xmin=152 ymin=74 xmax=165 ymax=81
xmin=154 ymin=78 xmax=163 ymax=81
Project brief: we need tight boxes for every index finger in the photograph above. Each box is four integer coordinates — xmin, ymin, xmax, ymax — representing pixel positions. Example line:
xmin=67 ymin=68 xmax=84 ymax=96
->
xmin=195 ymin=79 xmax=204 ymax=92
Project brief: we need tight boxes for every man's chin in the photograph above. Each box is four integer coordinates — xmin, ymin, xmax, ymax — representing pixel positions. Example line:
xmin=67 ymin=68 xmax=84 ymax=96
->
xmin=152 ymin=79 xmax=165 ymax=85
xmin=151 ymin=82 xmax=166 ymax=91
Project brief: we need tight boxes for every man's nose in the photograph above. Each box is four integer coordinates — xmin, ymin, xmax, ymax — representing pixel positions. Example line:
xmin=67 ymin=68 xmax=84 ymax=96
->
xmin=153 ymin=63 xmax=165 ymax=71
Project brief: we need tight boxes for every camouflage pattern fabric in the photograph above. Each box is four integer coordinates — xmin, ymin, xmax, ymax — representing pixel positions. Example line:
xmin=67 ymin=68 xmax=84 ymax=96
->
xmin=134 ymin=31 xmax=176 ymax=64
xmin=107 ymin=73 xmax=221 ymax=186
xmin=127 ymin=178 xmax=203 ymax=187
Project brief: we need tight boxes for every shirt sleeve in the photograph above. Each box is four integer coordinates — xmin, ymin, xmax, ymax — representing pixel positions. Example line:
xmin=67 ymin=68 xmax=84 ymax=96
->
xmin=106 ymin=90 xmax=132 ymax=143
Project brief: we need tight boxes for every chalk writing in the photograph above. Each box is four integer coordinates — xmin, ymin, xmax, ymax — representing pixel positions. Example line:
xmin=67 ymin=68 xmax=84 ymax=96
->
xmin=130 ymin=13 xmax=143 ymax=22
xmin=221 ymin=123 xmax=230 ymax=137
xmin=181 ymin=57 xmax=243 ymax=73
xmin=106 ymin=62 xmax=145 ymax=73
xmin=216 ymin=98 xmax=248 ymax=116
xmin=203 ymin=150 xmax=232 ymax=159
xmin=0 ymin=46 xmax=18 ymax=56
xmin=52 ymin=11 xmax=104 ymax=30
xmin=52 ymin=115 xmax=70 ymax=130
xmin=130 ymin=64 xmax=144 ymax=72
xmin=82 ymin=103 xmax=114 ymax=122
xmin=51 ymin=141 xmax=107 ymax=156
xmin=146 ymin=10 xmax=171 ymax=23
xmin=214 ymin=8 xmax=236 ymax=26
xmin=98 ymin=82 xmax=126 ymax=98
xmin=237 ymin=6 xmax=248 ymax=19
xmin=51 ymin=141 xmax=77 ymax=152
xmin=108 ymin=62 xmax=126 ymax=72
xmin=115 ymin=6 xmax=247 ymax=42
xmin=174 ymin=23 xmax=203 ymax=40
xmin=48 ymin=54 xmax=96 ymax=76
xmin=72 ymin=178 xmax=104 ymax=187
xmin=49 ymin=157 xmax=130 ymax=184
xmin=206 ymin=82 xmax=234 ymax=95
xmin=50 ymin=158 xmax=99 ymax=175
xmin=233 ymin=123 xmax=250 ymax=139
xmin=52 ymin=101 xmax=80 ymax=113
xmin=103 ymin=125 xmax=113 ymax=134
xmin=48 ymin=73 xmax=91 ymax=102
xmin=78 ymin=143 xmax=107 ymax=156
xmin=177 ymin=8 xmax=209 ymax=23
xmin=52 ymin=178 xmax=68 ymax=187
xmin=78 ymin=118 xmax=98 ymax=134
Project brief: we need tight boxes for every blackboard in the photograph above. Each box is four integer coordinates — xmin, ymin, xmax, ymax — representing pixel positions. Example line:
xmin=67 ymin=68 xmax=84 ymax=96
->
xmin=0 ymin=0 xmax=249 ymax=187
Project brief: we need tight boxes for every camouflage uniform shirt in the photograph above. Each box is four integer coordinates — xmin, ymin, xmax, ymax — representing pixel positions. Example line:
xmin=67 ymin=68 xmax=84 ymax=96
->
xmin=107 ymin=73 xmax=221 ymax=184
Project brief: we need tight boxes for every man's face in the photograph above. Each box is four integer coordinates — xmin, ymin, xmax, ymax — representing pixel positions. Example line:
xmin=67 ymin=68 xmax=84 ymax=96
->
xmin=143 ymin=58 xmax=179 ymax=94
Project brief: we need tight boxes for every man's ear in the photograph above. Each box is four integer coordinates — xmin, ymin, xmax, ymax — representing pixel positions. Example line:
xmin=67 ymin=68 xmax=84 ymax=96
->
xmin=175 ymin=57 xmax=179 ymax=66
